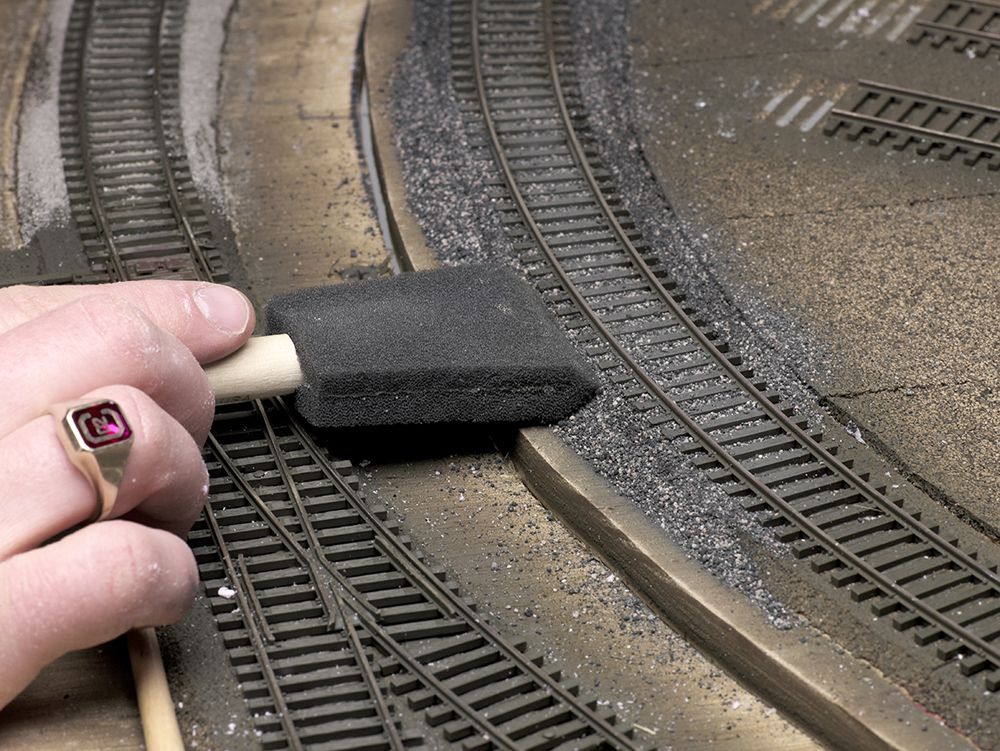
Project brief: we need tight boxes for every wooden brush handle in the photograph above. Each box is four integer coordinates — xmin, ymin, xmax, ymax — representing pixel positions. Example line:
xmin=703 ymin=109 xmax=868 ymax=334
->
xmin=204 ymin=334 xmax=305 ymax=404
xmin=127 ymin=628 xmax=184 ymax=751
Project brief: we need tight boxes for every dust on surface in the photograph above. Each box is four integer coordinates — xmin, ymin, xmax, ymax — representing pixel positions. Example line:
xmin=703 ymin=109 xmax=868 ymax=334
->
xmin=626 ymin=0 xmax=1000 ymax=534
xmin=365 ymin=450 xmax=823 ymax=751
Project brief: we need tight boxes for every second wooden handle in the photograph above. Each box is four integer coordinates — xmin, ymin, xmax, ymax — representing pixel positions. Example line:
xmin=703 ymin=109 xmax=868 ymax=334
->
xmin=127 ymin=627 xmax=185 ymax=751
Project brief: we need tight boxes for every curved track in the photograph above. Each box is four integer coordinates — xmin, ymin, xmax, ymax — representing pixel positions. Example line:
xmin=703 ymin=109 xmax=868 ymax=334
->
xmin=59 ymin=0 xmax=225 ymax=282
xmin=35 ymin=1 xmax=648 ymax=748
xmin=195 ymin=399 xmax=642 ymax=751
xmin=452 ymin=0 xmax=1000 ymax=696
xmin=11 ymin=0 xmax=1000 ymax=746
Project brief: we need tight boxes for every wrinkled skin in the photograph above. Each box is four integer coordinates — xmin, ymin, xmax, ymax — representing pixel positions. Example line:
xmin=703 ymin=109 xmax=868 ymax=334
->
xmin=0 ymin=280 xmax=254 ymax=708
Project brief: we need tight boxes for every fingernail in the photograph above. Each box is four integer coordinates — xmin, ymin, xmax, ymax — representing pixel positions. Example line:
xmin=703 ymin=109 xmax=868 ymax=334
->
xmin=194 ymin=285 xmax=251 ymax=335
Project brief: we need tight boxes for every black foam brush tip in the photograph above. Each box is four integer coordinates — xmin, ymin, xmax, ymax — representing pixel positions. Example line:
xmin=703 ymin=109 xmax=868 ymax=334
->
xmin=265 ymin=265 xmax=600 ymax=428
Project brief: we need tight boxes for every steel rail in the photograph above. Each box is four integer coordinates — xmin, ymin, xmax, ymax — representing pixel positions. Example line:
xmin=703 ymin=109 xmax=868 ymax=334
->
xmin=237 ymin=552 xmax=276 ymax=642
xmin=470 ymin=0 xmax=1000 ymax=671
xmin=913 ymin=0 xmax=1000 ymax=50
xmin=831 ymin=80 xmax=1000 ymax=137
xmin=933 ymin=0 xmax=1000 ymax=8
xmin=210 ymin=424 xmax=408 ymax=751
xmin=208 ymin=409 xmax=567 ymax=751
xmin=828 ymin=111 xmax=1000 ymax=152
xmin=151 ymin=1 xmax=215 ymax=282
xmin=277 ymin=399 xmax=463 ymax=621
xmin=544 ymin=9 xmax=1000 ymax=600
xmin=256 ymin=400 xmax=346 ymax=629
xmin=262 ymin=408 xmax=409 ymax=751
xmin=204 ymin=497 xmax=305 ymax=751
xmin=59 ymin=2 xmax=642 ymax=746
xmin=68 ymin=0 xmax=225 ymax=283
xmin=207 ymin=430 xmax=382 ymax=622
xmin=916 ymin=18 xmax=1000 ymax=44
xmin=75 ymin=0 xmax=128 ymax=281
xmin=279 ymin=400 xmax=642 ymax=751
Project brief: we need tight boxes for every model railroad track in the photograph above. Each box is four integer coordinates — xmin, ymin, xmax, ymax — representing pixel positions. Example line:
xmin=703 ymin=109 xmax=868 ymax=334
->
xmin=47 ymin=1 xmax=648 ymax=749
xmin=191 ymin=400 xmax=641 ymax=751
xmin=453 ymin=0 xmax=1000 ymax=693
xmin=59 ymin=0 xmax=226 ymax=283
xmin=824 ymin=80 xmax=1000 ymax=169
xmin=909 ymin=0 xmax=1000 ymax=57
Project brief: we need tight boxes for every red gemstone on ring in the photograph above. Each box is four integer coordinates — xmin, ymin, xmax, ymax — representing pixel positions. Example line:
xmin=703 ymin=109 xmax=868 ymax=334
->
xmin=72 ymin=401 xmax=132 ymax=449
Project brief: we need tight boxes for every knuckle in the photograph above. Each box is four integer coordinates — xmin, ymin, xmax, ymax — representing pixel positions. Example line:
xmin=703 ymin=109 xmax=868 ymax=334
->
xmin=109 ymin=393 xmax=207 ymax=534
xmin=74 ymin=296 xmax=166 ymax=392
xmin=77 ymin=294 xmax=160 ymax=354
xmin=74 ymin=294 xmax=200 ymax=402
xmin=133 ymin=400 xmax=205 ymax=484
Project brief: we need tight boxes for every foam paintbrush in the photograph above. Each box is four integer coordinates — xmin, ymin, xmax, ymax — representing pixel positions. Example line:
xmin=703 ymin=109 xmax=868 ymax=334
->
xmin=133 ymin=265 xmax=601 ymax=750
xmin=204 ymin=265 xmax=600 ymax=426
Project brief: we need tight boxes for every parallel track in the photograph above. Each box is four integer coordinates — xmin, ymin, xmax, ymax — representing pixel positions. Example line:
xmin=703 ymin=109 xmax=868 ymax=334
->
xmin=49 ymin=1 xmax=647 ymax=748
xmin=454 ymin=0 xmax=1000 ymax=694
xmin=824 ymin=80 xmax=1000 ymax=168
xmin=40 ymin=0 xmax=1000 ymax=741
xmin=910 ymin=0 xmax=1000 ymax=57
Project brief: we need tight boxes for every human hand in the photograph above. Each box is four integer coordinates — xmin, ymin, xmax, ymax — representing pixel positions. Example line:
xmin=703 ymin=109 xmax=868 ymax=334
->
xmin=0 ymin=280 xmax=255 ymax=708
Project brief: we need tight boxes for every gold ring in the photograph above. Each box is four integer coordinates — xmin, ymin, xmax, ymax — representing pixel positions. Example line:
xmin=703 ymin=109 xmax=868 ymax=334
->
xmin=50 ymin=399 xmax=134 ymax=523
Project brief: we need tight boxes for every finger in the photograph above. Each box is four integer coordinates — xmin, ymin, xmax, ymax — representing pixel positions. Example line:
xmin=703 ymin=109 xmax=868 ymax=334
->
xmin=0 ymin=280 xmax=254 ymax=363
xmin=0 ymin=387 xmax=209 ymax=560
xmin=0 ymin=521 xmax=198 ymax=709
xmin=0 ymin=294 xmax=216 ymax=439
